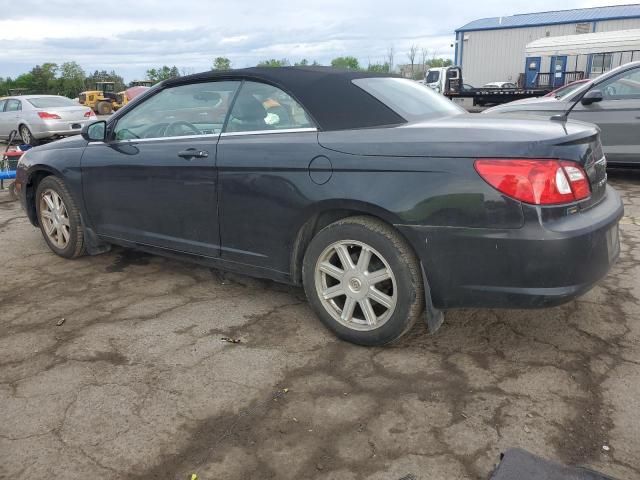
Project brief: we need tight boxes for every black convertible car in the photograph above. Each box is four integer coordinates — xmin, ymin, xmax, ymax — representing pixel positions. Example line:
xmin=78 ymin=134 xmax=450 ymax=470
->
xmin=15 ymin=67 xmax=623 ymax=346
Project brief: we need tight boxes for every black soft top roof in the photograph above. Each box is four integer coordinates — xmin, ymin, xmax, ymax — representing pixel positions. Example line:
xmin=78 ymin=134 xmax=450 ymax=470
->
xmin=163 ymin=66 xmax=407 ymax=131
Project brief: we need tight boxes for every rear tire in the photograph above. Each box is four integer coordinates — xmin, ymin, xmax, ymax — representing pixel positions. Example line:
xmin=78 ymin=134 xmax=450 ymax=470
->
xmin=96 ymin=101 xmax=113 ymax=115
xmin=19 ymin=125 xmax=39 ymax=146
xmin=35 ymin=176 xmax=85 ymax=259
xmin=302 ymin=216 xmax=424 ymax=346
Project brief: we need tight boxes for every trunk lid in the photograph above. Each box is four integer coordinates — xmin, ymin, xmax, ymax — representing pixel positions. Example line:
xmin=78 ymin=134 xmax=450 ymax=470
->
xmin=40 ymin=106 xmax=91 ymax=121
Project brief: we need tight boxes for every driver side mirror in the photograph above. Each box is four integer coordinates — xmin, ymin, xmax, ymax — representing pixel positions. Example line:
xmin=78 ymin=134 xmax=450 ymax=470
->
xmin=82 ymin=120 xmax=107 ymax=142
xmin=581 ymin=89 xmax=603 ymax=106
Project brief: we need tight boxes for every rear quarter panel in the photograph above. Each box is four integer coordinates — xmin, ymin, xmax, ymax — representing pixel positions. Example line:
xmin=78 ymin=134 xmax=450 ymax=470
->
xmin=218 ymin=129 xmax=524 ymax=278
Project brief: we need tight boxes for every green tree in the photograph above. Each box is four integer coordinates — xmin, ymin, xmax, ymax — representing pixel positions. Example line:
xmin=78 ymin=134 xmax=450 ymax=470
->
xmin=59 ymin=61 xmax=86 ymax=98
xmin=30 ymin=63 xmax=59 ymax=93
xmin=295 ymin=59 xmax=321 ymax=66
xmin=146 ymin=65 xmax=181 ymax=84
xmin=331 ymin=56 xmax=360 ymax=70
xmin=212 ymin=57 xmax=231 ymax=70
xmin=12 ymin=73 xmax=35 ymax=91
xmin=85 ymin=70 xmax=125 ymax=92
xmin=367 ymin=62 xmax=390 ymax=73
xmin=427 ymin=58 xmax=453 ymax=68
xmin=257 ymin=58 xmax=290 ymax=67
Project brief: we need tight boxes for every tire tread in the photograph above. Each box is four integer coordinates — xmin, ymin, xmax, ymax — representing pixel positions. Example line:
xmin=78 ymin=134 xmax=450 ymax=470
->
xmin=36 ymin=176 xmax=85 ymax=259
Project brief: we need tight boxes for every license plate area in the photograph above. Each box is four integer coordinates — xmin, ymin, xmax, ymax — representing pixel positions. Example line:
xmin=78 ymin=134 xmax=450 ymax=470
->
xmin=71 ymin=123 xmax=81 ymax=129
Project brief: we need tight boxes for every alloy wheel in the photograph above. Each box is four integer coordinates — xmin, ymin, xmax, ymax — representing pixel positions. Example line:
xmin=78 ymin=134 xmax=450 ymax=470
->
xmin=314 ymin=240 xmax=397 ymax=331
xmin=39 ymin=189 xmax=71 ymax=249
xmin=20 ymin=126 xmax=31 ymax=144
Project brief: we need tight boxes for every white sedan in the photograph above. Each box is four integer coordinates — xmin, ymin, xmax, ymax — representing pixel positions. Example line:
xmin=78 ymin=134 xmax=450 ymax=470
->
xmin=0 ymin=95 xmax=95 ymax=145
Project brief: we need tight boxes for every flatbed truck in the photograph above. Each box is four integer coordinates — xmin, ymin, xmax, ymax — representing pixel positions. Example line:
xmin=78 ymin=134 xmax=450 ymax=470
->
xmin=425 ymin=66 xmax=551 ymax=106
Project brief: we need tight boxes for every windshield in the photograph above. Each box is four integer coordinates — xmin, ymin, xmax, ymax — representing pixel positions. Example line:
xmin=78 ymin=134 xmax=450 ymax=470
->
xmin=425 ymin=70 xmax=440 ymax=83
xmin=353 ymin=77 xmax=465 ymax=121
xmin=27 ymin=96 xmax=77 ymax=108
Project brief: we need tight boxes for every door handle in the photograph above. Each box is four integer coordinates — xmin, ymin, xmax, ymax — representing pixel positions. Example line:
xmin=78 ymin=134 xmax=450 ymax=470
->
xmin=178 ymin=148 xmax=209 ymax=159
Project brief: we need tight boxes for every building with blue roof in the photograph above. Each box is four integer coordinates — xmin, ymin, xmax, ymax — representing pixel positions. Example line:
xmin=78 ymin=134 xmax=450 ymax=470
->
xmin=454 ymin=4 xmax=640 ymax=88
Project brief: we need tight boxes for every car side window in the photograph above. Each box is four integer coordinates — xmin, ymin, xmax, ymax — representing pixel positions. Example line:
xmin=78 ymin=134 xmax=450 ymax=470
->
xmin=598 ymin=68 xmax=640 ymax=100
xmin=5 ymin=99 xmax=21 ymax=112
xmin=0 ymin=99 xmax=6 ymax=112
xmin=224 ymin=81 xmax=313 ymax=133
xmin=113 ymin=81 xmax=241 ymax=141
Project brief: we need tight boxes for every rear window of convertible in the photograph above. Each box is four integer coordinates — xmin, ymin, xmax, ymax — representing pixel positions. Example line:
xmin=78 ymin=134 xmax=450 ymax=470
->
xmin=27 ymin=97 xmax=78 ymax=108
xmin=352 ymin=77 xmax=465 ymax=121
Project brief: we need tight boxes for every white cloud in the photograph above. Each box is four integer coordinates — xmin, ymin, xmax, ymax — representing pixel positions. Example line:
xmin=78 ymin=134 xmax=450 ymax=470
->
xmin=0 ymin=0 xmax=634 ymax=80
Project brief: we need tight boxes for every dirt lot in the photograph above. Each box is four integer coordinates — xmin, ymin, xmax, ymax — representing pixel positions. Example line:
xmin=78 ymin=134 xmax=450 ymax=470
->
xmin=0 ymin=171 xmax=639 ymax=480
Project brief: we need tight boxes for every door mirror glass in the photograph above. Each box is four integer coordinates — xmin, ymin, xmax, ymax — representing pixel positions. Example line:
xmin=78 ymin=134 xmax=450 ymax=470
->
xmin=581 ymin=89 xmax=603 ymax=105
xmin=82 ymin=121 xmax=107 ymax=142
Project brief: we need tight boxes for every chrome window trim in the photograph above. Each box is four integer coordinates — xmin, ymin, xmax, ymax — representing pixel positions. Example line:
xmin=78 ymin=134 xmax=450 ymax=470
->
xmin=88 ymin=132 xmax=221 ymax=146
xmin=220 ymin=127 xmax=317 ymax=137
xmin=86 ymin=128 xmax=318 ymax=146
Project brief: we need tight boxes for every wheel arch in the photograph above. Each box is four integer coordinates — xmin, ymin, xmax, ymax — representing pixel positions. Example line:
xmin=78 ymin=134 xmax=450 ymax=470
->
xmin=17 ymin=121 xmax=35 ymax=134
xmin=289 ymin=200 xmax=412 ymax=285
xmin=290 ymin=201 xmax=445 ymax=334
xmin=24 ymin=166 xmax=61 ymax=226
xmin=17 ymin=122 xmax=29 ymax=137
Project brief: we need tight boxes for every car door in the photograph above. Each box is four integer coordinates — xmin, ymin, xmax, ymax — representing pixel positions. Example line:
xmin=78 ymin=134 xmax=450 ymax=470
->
xmin=216 ymin=80 xmax=326 ymax=273
xmin=0 ymin=99 xmax=8 ymax=137
xmin=81 ymin=80 xmax=241 ymax=257
xmin=0 ymin=99 xmax=21 ymax=138
xmin=570 ymin=65 xmax=640 ymax=164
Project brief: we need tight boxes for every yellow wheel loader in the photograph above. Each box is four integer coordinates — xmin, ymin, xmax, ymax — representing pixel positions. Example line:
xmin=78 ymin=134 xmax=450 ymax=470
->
xmin=78 ymin=81 xmax=124 ymax=115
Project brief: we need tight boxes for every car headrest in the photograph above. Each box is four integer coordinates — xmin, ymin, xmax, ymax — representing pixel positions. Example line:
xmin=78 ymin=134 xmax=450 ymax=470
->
xmin=232 ymin=95 xmax=267 ymax=122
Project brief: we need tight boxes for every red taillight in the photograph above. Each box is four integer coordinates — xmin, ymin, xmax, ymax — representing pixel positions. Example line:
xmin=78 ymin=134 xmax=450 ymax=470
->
xmin=37 ymin=111 xmax=61 ymax=120
xmin=474 ymin=159 xmax=591 ymax=205
xmin=84 ymin=110 xmax=96 ymax=118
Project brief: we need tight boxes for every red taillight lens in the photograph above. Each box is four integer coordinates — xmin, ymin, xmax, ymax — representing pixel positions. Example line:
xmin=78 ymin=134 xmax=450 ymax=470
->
xmin=84 ymin=110 xmax=96 ymax=118
xmin=37 ymin=111 xmax=61 ymax=120
xmin=474 ymin=159 xmax=591 ymax=205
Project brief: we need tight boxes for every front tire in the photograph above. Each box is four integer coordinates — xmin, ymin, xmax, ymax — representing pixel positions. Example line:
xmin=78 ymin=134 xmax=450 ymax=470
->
xmin=35 ymin=176 xmax=85 ymax=258
xmin=96 ymin=101 xmax=113 ymax=115
xmin=303 ymin=216 xmax=424 ymax=346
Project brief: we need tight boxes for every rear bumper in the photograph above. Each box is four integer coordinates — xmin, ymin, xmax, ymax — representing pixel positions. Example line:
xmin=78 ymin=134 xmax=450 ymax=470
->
xmin=398 ymin=185 xmax=624 ymax=309
xmin=33 ymin=121 xmax=89 ymax=139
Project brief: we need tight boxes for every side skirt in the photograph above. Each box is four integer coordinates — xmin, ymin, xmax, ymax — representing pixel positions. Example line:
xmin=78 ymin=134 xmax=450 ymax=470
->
xmin=100 ymin=235 xmax=293 ymax=284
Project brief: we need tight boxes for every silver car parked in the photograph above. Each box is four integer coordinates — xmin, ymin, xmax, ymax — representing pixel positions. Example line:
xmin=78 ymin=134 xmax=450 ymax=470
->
xmin=0 ymin=95 xmax=95 ymax=145
xmin=484 ymin=61 xmax=640 ymax=167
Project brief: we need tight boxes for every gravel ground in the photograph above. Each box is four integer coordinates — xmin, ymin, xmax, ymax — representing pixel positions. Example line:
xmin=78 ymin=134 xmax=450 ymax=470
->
xmin=0 ymin=170 xmax=639 ymax=480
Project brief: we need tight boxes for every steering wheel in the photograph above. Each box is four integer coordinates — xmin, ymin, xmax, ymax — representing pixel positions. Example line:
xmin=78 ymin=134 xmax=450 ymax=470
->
xmin=604 ymin=85 xmax=617 ymax=98
xmin=165 ymin=121 xmax=201 ymax=137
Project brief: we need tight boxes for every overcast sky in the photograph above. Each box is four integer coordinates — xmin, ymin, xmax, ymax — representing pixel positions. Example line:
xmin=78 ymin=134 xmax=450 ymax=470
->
xmin=0 ymin=0 xmax=633 ymax=81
